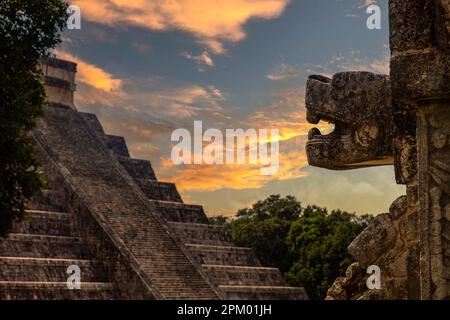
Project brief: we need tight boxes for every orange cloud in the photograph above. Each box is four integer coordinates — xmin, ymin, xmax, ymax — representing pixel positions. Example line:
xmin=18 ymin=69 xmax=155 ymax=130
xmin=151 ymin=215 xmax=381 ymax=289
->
xmin=151 ymin=83 xmax=337 ymax=192
xmin=328 ymin=51 xmax=390 ymax=75
xmin=72 ymin=0 xmax=290 ymax=53
xmin=370 ymin=58 xmax=390 ymax=74
xmin=158 ymin=135 xmax=309 ymax=192
xmin=54 ymin=50 xmax=123 ymax=91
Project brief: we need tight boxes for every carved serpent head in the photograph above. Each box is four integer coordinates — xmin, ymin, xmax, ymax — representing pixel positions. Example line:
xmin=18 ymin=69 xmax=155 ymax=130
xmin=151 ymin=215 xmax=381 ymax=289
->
xmin=306 ymin=72 xmax=394 ymax=170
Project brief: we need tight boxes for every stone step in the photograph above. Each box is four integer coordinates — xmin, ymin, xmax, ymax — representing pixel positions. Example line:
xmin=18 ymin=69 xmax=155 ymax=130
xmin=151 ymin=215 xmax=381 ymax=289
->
xmin=0 ymin=281 xmax=115 ymax=300
xmin=79 ymin=112 xmax=105 ymax=134
xmin=169 ymin=222 xmax=233 ymax=246
xmin=137 ymin=180 xmax=183 ymax=202
xmin=13 ymin=210 xmax=73 ymax=237
xmin=151 ymin=201 xmax=208 ymax=224
xmin=219 ymin=285 xmax=308 ymax=300
xmin=27 ymin=189 xmax=64 ymax=212
xmin=104 ymin=135 xmax=130 ymax=157
xmin=203 ymin=265 xmax=286 ymax=286
xmin=0 ymin=257 xmax=108 ymax=282
xmin=118 ymin=156 xmax=157 ymax=180
xmin=0 ymin=234 xmax=91 ymax=260
xmin=186 ymin=244 xmax=260 ymax=266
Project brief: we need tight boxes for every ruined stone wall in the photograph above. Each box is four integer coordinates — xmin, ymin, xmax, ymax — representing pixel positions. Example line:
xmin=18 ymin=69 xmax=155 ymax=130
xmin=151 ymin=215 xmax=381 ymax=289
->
xmin=390 ymin=0 xmax=450 ymax=300
xmin=322 ymin=0 xmax=450 ymax=300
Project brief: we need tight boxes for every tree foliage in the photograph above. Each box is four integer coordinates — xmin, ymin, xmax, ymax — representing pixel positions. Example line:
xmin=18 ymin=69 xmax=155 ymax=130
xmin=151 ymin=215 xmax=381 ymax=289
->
xmin=210 ymin=195 xmax=372 ymax=300
xmin=0 ymin=0 xmax=68 ymax=237
xmin=208 ymin=215 xmax=230 ymax=226
xmin=231 ymin=195 xmax=302 ymax=272
xmin=285 ymin=205 xmax=372 ymax=299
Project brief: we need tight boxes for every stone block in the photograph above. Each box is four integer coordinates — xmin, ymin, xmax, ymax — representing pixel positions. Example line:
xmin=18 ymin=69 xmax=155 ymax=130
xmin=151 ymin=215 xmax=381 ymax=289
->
xmin=105 ymin=135 xmax=130 ymax=157
xmin=13 ymin=210 xmax=73 ymax=237
xmin=0 ymin=257 xmax=108 ymax=282
xmin=118 ymin=157 xmax=157 ymax=181
xmin=79 ymin=112 xmax=105 ymax=134
xmin=393 ymin=102 xmax=417 ymax=184
xmin=389 ymin=195 xmax=408 ymax=220
xmin=348 ymin=214 xmax=396 ymax=268
xmin=389 ymin=0 xmax=434 ymax=52
xmin=203 ymin=265 xmax=286 ymax=287
xmin=435 ymin=0 xmax=450 ymax=49
xmin=0 ymin=234 xmax=91 ymax=260
xmin=169 ymin=222 xmax=233 ymax=246
xmin=0 ymin=282 xmax=114 ymax=300
xmin=186 ymin=244 xmax=260 ymax=266
xmin=219 ymin=285 xmax=308 ymax=300
xmin=137 ymin=179 xmax=183 ymax=202
xmin=151 ymin=201 xmax=208 ymax=224
xmin=390 ymin=50 xmax=450 ymax=101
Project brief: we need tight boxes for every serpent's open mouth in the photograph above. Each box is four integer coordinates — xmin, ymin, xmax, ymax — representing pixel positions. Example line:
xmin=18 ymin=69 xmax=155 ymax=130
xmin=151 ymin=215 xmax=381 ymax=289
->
xmin=306 ymin=107 xmax=350 ymax=143
xmin=305 ymin=75 xmax=352 ymax=143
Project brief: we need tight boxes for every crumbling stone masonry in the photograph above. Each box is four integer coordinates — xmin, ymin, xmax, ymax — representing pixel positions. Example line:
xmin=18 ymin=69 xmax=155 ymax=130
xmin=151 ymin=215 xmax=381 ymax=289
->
xmin=0 ymin=57 xmax=308 ymax=300
xmin=306 ymin=0 xmax=450 ymax=299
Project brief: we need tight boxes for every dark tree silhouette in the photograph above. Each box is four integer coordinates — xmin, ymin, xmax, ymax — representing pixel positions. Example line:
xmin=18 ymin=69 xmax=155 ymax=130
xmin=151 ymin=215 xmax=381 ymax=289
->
xmin=0 ymin=0 xmax=68 ymax=236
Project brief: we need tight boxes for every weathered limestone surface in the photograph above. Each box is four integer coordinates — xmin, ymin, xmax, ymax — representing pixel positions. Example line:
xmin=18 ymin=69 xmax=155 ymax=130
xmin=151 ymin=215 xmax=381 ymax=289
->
xmin=152 ymin=201 xmax=208 ymax=223
xmin=306 ymin=72 xmax=394 ymax=169
xmin=0 ymin=202 xmax=117 ymax=299
xmin=104 ymin=135 xmax=130 ymax=158
xmin=306 ymin=0 xmax=450 ymax=300
xmin=39 ymin=58 xmax=76 ymax=109
xmin=168 ymin=222 xmax=234 ymax=246
xmin=0 ymin=57 xmax=307 ymax=300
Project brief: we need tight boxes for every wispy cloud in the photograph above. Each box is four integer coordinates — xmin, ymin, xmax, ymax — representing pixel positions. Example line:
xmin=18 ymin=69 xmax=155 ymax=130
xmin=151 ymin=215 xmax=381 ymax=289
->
xmin=132 ymin=42 xmax=152 ymax=55
xmin=181 ymin=51 xmax=215 ymax=69
xmin=327 ymin=50 xmax=390 ymax=74
xmin=207 ymin=86 xmax=225 ymax=101
xmin=266 ymin=63 xmax=304 ymax=81
xmin=363 ymin=0 xmax=377 ymax=7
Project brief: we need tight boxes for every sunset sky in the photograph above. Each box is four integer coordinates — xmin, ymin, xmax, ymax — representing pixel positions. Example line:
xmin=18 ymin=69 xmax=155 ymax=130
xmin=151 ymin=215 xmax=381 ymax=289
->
xmin=58 ymin=0 xmax=404 ymax=217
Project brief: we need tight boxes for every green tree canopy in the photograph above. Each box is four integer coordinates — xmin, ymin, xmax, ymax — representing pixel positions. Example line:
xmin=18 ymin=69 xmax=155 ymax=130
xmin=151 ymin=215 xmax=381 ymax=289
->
xmin=0 ymin=0 xmax=68 ymax=237
xmin=210 ymin=195 xmax=372 ymax=299
xmin=231 ymin=195 xmax=302 ymax=272
xmin=208 ymin=215 xmax=230 ymax=226
xmin=285 ymin=206 xmax=372 ymax=299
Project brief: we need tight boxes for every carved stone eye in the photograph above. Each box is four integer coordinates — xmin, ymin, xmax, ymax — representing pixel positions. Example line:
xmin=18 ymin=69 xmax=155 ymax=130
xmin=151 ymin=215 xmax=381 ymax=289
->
xmin=332 ymin=73 xmax=348 ymax=90
xmin=355 ymin=123 xmax=379 ymax=148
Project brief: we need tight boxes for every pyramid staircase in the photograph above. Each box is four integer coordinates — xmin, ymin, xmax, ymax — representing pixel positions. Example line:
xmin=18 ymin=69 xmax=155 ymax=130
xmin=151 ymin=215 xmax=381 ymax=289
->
xmin=0 ymin=57 xmax=307 ymax=300
xmin=0 ymin=189 xmax=116 ymax=299
xmin=80 ymin=111 xmax=307 ymax=300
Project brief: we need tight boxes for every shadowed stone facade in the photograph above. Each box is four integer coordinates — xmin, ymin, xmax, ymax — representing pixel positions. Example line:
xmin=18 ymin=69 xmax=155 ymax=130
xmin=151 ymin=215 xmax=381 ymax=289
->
xmin=0 ymin=56 xmax=307 ymax=300
xmin=306 ymin=0 xmax=450 ymax=300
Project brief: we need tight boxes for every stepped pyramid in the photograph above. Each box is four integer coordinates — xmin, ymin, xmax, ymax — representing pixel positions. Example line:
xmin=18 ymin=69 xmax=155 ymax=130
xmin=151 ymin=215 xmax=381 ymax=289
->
xmin=0 ymin=57 xmax=308 ymax=300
